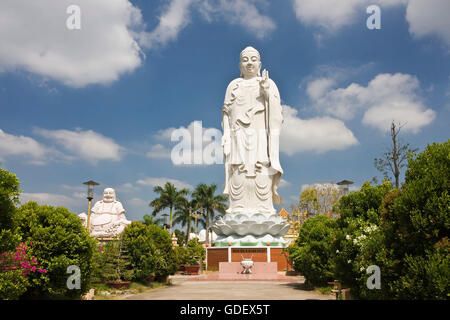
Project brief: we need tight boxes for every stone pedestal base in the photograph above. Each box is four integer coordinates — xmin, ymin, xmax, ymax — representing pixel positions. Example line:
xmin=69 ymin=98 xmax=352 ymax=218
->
xmin=206 ymin=246 xmax=293 ymax=271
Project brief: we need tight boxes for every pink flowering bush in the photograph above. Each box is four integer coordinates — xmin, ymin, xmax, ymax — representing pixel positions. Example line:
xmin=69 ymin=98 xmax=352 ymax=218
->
xmin=0 ymin=242 xmax=47 ymax=300
xmin=14 ymin=202 xmax=96 ymax=299
xmin=0 ymin=243 xmax=47 ymax=277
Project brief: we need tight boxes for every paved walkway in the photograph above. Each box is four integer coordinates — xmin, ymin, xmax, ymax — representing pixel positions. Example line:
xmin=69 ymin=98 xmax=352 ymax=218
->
xmin=123 ymin=275 xmax=335 ymax=300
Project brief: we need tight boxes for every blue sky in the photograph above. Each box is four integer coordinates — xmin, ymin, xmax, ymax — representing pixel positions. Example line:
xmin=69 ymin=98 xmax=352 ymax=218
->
xmin=0 ymin=0 xmax=449 ymax=227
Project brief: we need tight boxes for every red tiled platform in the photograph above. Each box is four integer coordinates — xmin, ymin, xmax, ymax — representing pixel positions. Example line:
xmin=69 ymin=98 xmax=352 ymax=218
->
xmin=206 ymin=247 xmax=293 ymax=271
xmin=187 ymin=262 xmax=300 ymax=282
xmin=186 ymin=273 xmax=300 ymax=282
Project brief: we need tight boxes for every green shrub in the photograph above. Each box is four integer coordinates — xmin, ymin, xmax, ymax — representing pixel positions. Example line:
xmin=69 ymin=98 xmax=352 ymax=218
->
xmin=121 ymin=222 xmax=157 ymax=281
xmin=391 ymin=245 xmax=450 ymax=299
xmin=0 ymin=167 xmax=20 ymax=232
xmin=14 ymin=201 xmax=96 ymax=299
xmin=333 ymin=180 xmax=392 ymax=297
xmin=333 ymin=141 xmax=449 ymax=300
xmin=378 ymin=141 xmax=450 ymax=299
xmin=286 ymin=215 xmax=338 ymax=286
xmin=122 ymin=222 xmax=177 ymax=282
xmin=174 ymin=239 xmax=205 ymax=267
xmin=0 ymin=269 xmax=29 ymax=300
xmin=174 ymin=246 xmax=188 ymax=265
xmin=0 ymin=167 xmax=21 ymax=253
xmin=147 ymin=224 xmax=178 ymax=279
xmin=185 ymin=239 xmax=205 ymax=265
xmin=101 ymin=239 xmax=133 ymax=282
xmin=0 ymin=242 xmax=49 ymax=300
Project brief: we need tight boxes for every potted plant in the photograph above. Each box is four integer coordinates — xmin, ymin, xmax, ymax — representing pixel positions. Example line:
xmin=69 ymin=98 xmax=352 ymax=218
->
xmin=174 ymin=246 xmax=188 ymax=274
xmin=184 ymin=258 xmax=201 ymax=275
xmin=102 ymin=239 xmax=133 ymax=289
xmin=184 ymin=239 xmax=206 ymax=275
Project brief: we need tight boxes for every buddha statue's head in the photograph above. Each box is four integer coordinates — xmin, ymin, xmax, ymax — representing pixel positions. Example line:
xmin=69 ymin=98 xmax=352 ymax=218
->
xmin=103 ymin=188 xmax=116 ymax=203
xmin=239 ymin=46 xmax=261 ymax=79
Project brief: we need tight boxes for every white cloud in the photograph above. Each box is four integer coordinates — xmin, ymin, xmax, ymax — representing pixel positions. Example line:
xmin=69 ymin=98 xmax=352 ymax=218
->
xmin=362 ymin=100 xmax=436 ymax=133
xmin=35 ymin=128 xmax=124 ymax=163
xmin=279 ymin=179 xmax=291 ymax=188
xmin=0 ymin=0 xmax=144 ymax=87
xmin=0 ymin=0 xmax=277 ymax=86
xmin=306 ymin=77 xmax=336 ymax=100
xmin=146 ymin=144 xmax=171 ymax=159
xmin=127 ymin=197 xmax=148 ymax=207
xmin=406 ymin=0 xmax=450 ymax=45
xmin=59 ymin=185 xmax=104 ymax=201
xmin=136 ymin=177 xmax=193 ymax=190
xmin=293 ymin=0 xmax=366 ymax=31
xmin=117 ymin=182 xmax=140 ymax=193
xmin=280 ymin=105 xmax=358 ymax=155
xmin=138 ymin=0 xmax=194 ymax=49
xmin=0 ymin=129 xmax=50 ymax=165
xmin=20 ymin=192 xmax=81 ymax=209
xmin=292 ymin=0 xmax=406 ymax=31
xmin=198 ymin=0 xmax=276 ymax=39
xmin=139 ymin=0 xmax=276 ymax=49
xmin=152 ymin=120 xmax=222 ymax=166
xmin=60 ymin=184 xmax=85 ymax=192
xmin=307 ymin=73 xmax=436 ymax=132
xmin=292 ymin=0 xmax=450 ymax=46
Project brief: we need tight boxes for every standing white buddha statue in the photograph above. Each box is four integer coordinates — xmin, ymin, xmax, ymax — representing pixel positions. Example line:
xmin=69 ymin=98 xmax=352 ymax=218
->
xmin=212 ymin=47 xmax=290 ymax=247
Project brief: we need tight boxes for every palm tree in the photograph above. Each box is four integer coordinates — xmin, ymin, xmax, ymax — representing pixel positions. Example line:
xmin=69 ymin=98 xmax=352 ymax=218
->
xmin=174 ymin=198 xmax=192 ymax=244
xmin=149 ymin=182 xmax=189 ymax=234
xmin=142 ymin=214 xmax=164 ymax=227
xmin=192 ymin=184 xmax=227 ymax=244
xmin=174 ymin=198 xmax=206 ymax=244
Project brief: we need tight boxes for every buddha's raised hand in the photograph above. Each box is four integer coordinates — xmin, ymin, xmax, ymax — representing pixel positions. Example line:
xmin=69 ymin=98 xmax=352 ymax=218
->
xmin=260 ymin=69 xmax=270 ymax=99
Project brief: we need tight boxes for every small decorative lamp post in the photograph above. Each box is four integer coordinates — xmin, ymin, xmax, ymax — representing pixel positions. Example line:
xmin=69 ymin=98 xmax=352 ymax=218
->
xmin=83 ymin=180 xmax=100 ymax=233
xmin=162 ymin=213 xmax=169 ymax=231
xmin=337 ymin=180 xmax=354 ymax=195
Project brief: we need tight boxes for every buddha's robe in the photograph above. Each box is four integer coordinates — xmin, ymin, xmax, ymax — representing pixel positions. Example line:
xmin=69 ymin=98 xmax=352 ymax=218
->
xmin=222 ymin=76 xmax=283 ymax=213
xmin=90 ymin=200 xmax=130 ymax=237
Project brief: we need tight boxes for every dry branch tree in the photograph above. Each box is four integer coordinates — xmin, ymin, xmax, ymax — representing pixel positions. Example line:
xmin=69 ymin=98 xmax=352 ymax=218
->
xmin=374 ymin=121 xmax=418 ymax=188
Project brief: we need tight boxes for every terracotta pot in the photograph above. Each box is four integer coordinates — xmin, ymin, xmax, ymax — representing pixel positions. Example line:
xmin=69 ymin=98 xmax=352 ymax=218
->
xmin=105 ymin=281 xmax=131 ymax=289
xmin=185 ymin=265 xmax=201 ymax=275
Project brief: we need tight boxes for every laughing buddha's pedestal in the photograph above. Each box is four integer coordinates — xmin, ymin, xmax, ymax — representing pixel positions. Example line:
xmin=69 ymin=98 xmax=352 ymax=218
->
xmin=207 ymin=47 xmax=291 ymax=274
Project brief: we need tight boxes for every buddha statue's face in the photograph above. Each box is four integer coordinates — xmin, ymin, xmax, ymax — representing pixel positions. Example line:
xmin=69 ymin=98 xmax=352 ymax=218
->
xmin=103 ymin=188 xmax=116 ymax=203
xmin=239 ymin=47 xmax=261 ymax=79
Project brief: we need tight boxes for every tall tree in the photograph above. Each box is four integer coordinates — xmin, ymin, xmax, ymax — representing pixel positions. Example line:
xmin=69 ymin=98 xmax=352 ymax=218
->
xmin=0 ymin=167 xmax=21 ymax=230
xmin=149 ymin=182 xmax=189 ymax=234
xmin=142 ymin=214 xmax=164 ymax=227
xmin=173 ymin=198 xmax=199 ymax=244
xmin=374 ymin=121 xmax=418 ymax=188
xmin=296 ymin=183 xmax=343 ymax=218
xmin=298 ymin=188 xmax=320 ymax=217
xmin=0 ymin=167 xmax=21 ymax=252
xmin=192 ymin=184 xmax=227 ymax=244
